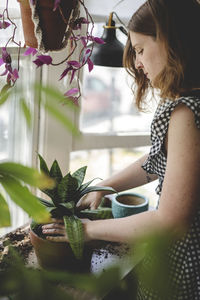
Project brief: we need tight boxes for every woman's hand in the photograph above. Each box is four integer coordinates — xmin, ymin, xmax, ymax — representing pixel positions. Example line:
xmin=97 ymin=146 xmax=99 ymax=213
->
xmin=76 ymin=191 xmax=104 ymax=210
xmin=42 ymin=218 xmax=91 ymax=242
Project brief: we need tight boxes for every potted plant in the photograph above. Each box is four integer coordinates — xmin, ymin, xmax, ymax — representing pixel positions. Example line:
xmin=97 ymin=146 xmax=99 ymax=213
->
xmin=30 ymin=154 xmax=116 ymax=272
xmin=0 ymin=0 xmax=104 ymax=102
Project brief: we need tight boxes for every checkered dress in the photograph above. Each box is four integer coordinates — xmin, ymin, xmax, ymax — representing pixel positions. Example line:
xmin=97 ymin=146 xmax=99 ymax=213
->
xmin=136 ymin=93 xmax=200 ymax=300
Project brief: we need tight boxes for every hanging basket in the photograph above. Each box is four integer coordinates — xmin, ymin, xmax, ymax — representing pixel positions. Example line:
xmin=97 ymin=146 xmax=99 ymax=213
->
xmin=18 ymin=0 xmax=79 ymax=52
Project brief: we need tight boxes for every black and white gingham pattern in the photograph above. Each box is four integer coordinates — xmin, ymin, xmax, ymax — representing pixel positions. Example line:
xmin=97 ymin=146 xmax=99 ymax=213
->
xmin=137 ymin=94 xmax=200 ymax=300
xmin=142 ymin=96 xmax=200 ymax=196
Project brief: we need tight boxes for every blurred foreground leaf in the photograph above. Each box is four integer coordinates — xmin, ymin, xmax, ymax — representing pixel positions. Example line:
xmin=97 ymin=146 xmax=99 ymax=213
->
xmin=0 ymin=193 xmax=11 ymax=227
xmin=0 ymin=176 xmax=50 ymax=226
xmin=0 ymin=162 xmax=54 ymax=189
xmin=35 ymin=84 xmax=80 ymax=136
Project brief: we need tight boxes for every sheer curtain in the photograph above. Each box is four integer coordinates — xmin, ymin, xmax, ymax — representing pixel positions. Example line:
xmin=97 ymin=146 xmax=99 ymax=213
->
xmin=0 ymin=1 xmax=39 ymax=235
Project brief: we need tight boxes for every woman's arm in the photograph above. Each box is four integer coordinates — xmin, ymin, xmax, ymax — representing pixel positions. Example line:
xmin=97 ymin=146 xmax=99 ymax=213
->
xmin=78 ymin=154 xmax=158 ymax=209
xmin=43 ymin=104 xmax=200 ymax=244
xmin=84 ymin=104 xmax=200 ymax=243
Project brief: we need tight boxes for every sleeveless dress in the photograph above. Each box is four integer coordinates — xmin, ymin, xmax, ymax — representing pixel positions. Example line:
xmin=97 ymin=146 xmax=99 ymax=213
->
xmin=136 ymin=92 xmax=200 ymax=300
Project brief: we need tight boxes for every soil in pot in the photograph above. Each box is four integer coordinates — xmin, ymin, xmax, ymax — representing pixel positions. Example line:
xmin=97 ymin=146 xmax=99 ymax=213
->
xmin=30 ymin=225 xmax=97 ymax=273
xmin=116 ymin=195 xmax=145 ymax=206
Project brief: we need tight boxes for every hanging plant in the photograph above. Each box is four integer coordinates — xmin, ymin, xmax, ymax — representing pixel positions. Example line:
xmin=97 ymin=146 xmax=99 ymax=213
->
xmin=0 ymin=0 xmax=104 ymax=105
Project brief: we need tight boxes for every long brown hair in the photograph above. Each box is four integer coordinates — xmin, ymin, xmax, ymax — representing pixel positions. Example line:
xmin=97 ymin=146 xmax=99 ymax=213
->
xmin=123 ymin=0 xmax=200 ymax=110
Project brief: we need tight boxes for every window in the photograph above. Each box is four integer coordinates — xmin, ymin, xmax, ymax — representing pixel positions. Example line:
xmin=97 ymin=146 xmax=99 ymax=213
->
xmin=0 ymin=51 xmax=40 ymax=236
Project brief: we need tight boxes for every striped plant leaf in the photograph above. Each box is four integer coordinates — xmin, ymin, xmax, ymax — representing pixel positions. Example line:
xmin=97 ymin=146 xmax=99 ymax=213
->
xmin=63 ymin=215 xmax=84 ymax=260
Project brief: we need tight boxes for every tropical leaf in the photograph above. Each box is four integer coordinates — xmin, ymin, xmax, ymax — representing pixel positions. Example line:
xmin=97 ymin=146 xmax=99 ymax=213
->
xmin=0 ymin=175 xmax=50 ymax=223
xmin=0 ymin=162 xmax=53 ymax=190
xmin=59 ymin=201 xmax=75 ymax=211
xmin=49 ymin=160 xmax=63 ymax=183
xmin=79 ymin=186 xmax=116 ymax=199
xmin=44 ymin=100 xmax=80 ymax=136
xmin=78 ymin=178 xmax=101 ymax=193
xmin=71 ymin=166 xmax=87 ymax=188
xmin=40 ymin=187 xmax=60 ymax=206
xmin=38 ymin=154 xmax=50 ymax=176
xmin=35 ymin=83 xmax=79 ymax=111
xmin=78 ymin=207 xmax=113 ymax=220
xmin=20 ymin=97 xmax=32 ymax=129
xmin=63 ymin=215 xmax=84 ymax=260
xmin=0 ymin=193 xmax=11 ymax=227
xmin=38 ymin=197 xmax=55 ymax=208
xmin=0 ymin=86 xmax=10 ymax=106
xmin=57 ymin=173 xmax=78 ymax=202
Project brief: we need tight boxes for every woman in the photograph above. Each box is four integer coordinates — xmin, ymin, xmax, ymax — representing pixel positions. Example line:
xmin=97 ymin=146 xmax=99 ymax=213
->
xmin=42 ymin=0 xmax=200 ymax=298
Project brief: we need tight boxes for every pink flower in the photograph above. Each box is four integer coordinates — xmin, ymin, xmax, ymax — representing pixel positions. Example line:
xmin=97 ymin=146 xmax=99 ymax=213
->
xmin=2 ymin=47 xmax=11 ymax=64
xmin=0 ymin=21 xmax=11 ymax=29
xmin=64 ymin=88 xmax=79 ymax=97
xmin=87 ymin=57 xmax=93 ymax=72
xmin=23 ymin=47 xmax=37 ymax=56
xmin=72 ymin=17 xmax=90 ymax=30
xmin=65 ymin=96 xmax=79 ymax=106
xmin=33 ymin=55 xmax=52 ymax=67
xmin=60 ymin=60 xmax=81 ymax=82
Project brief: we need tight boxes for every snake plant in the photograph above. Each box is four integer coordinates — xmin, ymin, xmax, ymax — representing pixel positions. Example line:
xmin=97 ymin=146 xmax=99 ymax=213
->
xmin=34 ymin=154 xmax=116 ymax=260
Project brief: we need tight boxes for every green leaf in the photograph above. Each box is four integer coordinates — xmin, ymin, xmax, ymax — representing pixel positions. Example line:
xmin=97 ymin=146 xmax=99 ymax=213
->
xmin=35 ymin=83 xmax=79 ymax=111
xmin=72 ymin=166 xmax=87 ymax=188
xmin=59 ymin=201 xmax=75 ymax=211
xmin=57 ymin=173 xmax=78 ymax=202
xmin=79 ymin=186 xmax=116 ymax=199
xmin=38 ymin=154 xmax=50 ymax=176
xmin=63 ymin=215 xmax=84 ymax=260
xmin=44 ymin=99 xmax=80 ymax=136
xmin=38 ymin=197 xmax=55 ymax=208
xmin=20 ymin=97 xmax=32 ymax=129
xmin=1 ymin=175 xmax=50 ymax=223
xmin=49 ymin=160 xmax=63 ymax=183
xmin=0 ymin=161 xmax=53 ymax=190
xmin=0 ymin=84 xmax=10 ymax=105
xmin=78 ymin=178 xmax=101 ymax=193
xmin=78 ymin=207 xmax=113 ymax=220
xmin=0 ymin=193 xmax=11 ymax=227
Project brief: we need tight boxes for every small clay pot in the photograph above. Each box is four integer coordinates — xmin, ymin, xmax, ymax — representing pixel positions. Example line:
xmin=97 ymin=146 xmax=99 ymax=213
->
xmin=112 ymin=193 xmax=149 ymax=218
xmin=29 ymin=228 xmax=93 ymax=272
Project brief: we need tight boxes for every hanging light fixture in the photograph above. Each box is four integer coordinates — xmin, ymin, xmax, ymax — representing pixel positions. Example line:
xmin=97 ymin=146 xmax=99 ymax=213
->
xmin=90 ymin=12 xmax=128 ymax=68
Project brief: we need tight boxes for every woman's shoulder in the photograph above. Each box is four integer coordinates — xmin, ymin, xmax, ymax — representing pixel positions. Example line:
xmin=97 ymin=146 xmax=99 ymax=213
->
xmin=154 ymin=93 xmax=200 ymax=129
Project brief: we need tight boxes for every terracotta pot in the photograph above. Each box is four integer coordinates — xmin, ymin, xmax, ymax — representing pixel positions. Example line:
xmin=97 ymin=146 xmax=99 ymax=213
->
xmin=18 ymin=0 xmax=79 ymax=51
xmin=29 ymin=228 xmax=93 ymax=272
xmin=18 ymin=0 xmax=38 ymax=48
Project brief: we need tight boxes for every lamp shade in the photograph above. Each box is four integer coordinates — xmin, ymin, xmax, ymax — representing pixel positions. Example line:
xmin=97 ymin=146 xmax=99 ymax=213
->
xmin=90 ymin=19 xmax=125 ymax=68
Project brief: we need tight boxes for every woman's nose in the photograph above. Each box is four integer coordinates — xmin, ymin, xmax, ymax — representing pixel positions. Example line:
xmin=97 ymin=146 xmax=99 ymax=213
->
xmin=135 ymin=58 xmax=143 ymax=70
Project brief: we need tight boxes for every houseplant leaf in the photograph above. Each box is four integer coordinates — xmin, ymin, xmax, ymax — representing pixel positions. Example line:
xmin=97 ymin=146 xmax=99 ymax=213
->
xmin=38 ymin=197 xmax=55 ymax=208
xmin=71 ymin=166 xmax=87 ymax=188
xmin=78 ymin=207 xmax=113 ymax=220
xmin=0 ymin=193 xmax=11 ymax=227
xmin=38 ymin=153 xmax=50 ymax=176
xmin=63 ymin=215 xmax=84 ymax=260
xmin=79 ymin=186 xmax=116 ymax=199
xmin=0 ymin=175 xmax=50 ymax=223
xmin=57 ymin=173 xmax=78 ymax=203
xmin=49 ymin=160 xmax=63 ymax=183
xmin=20 ymin=97 xmax=32 ymax=129
xmin=44 ymin=99 xmax=80 ymax=136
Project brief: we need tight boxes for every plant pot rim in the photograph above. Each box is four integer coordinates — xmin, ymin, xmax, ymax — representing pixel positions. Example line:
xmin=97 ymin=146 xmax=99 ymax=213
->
xmin=114 ymin=192 xmax=149 ymax=208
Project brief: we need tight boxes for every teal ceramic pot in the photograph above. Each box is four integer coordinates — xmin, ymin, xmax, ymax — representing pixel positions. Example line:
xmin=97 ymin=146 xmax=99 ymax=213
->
xmin=112 ymin=192 xmax=149 ymax=218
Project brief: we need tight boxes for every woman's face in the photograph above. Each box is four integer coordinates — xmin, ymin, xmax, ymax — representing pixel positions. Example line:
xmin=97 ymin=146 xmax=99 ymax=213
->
xmin=130 ymin=31 xmax=167 ymax=85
